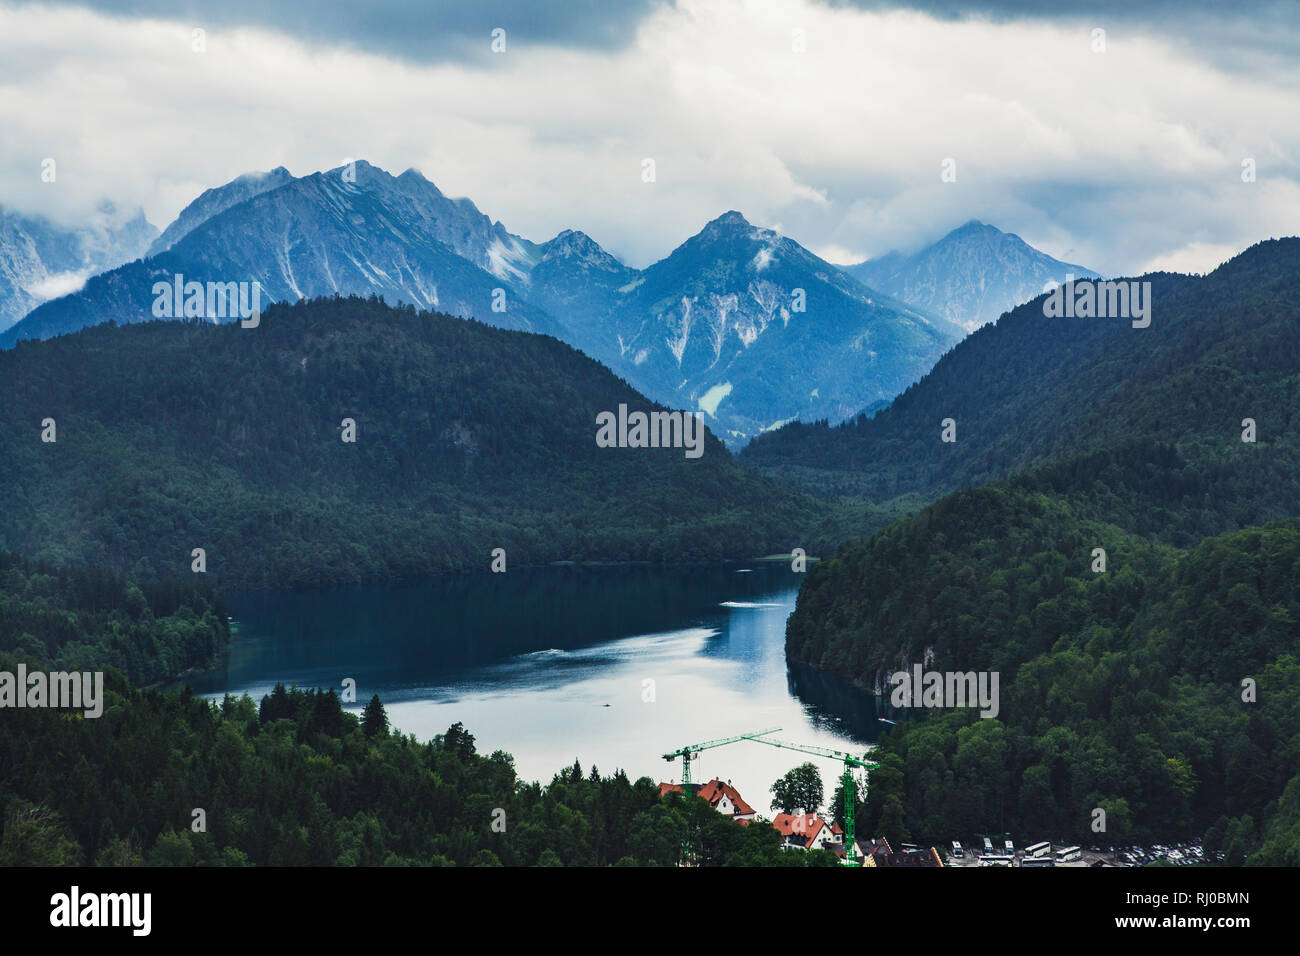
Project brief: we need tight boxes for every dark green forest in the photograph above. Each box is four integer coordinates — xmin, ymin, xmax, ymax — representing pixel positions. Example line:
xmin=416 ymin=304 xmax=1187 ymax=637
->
xmin=793 ymin=489 xmax=1300 ymax=863
xmin=0 ymin=659 xmax=836 ymax=867
xmin=0 ymin=296 xmax=820 ymax=589
xmin=0 ymin=551 xmax=228 ymax=687
xmin=775 ymin=239 xmax=1300 ymax=864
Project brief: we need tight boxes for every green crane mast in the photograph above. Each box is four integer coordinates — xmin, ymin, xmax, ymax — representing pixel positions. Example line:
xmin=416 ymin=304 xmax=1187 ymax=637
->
xmin=746 ymin=736 xmax=879 ymax=867
xmin=662 ymin=728 xmax=781 ymax=795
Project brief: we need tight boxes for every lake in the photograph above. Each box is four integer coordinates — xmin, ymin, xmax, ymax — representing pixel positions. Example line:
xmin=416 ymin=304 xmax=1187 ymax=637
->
xmin=189 ymin=562 xmax=888 ymax=813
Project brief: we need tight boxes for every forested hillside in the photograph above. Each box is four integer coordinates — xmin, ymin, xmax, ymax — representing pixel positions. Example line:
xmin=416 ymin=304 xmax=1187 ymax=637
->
xmin=745 ymin=239 xmax=1300 ymax=548
xmin=0 ymin=654 xmax=836 ymax=867
xmin=0 ymin=296 xmax=820 ymax=588
xmin=793 ymin=491 xmax=1300 ymax=863
xmin=776 ymin=238 xmax=1300 ymax=864
xmin=788 ymin=486 xmax=1171 ymax=685
xmin=0 ymin=552 xmax=227 ymax=686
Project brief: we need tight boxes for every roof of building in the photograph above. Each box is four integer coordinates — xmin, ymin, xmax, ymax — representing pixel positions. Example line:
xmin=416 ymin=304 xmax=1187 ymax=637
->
xmin=693 ymin=779 xmax=756 ymax=816
xmin=772 ymin=813 xmax=843 ymax=846
xmin=656 ymin=779 xmax=755 ymax=816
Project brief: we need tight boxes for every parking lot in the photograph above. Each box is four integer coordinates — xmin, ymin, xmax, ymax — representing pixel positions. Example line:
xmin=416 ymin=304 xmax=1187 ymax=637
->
xmin=943 ymin=841 xmax=1208 ymax=868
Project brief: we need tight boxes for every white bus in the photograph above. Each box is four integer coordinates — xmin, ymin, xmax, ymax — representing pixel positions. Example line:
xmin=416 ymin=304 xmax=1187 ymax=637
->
xmin=951 ymin=841 xmax=964 ymax=859
xmin=1025 ymin=841 xmax=1051 ymax=858
xmin=1004 ymin=839 xmax=1015 ymax=856
xmin=1056 ymin=845 xmax=1082 ymax=863
xmin=1021 ymin=856 xmax=1055 ymax=867
xmin=983 ymin=837 xmax=994 ymax=855
xmin=979 ymin=855 xmax=1014 ymax=867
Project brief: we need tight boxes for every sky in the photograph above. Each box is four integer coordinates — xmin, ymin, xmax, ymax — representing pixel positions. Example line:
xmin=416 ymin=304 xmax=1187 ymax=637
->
xmin=1 ymin=0 xmax=1297 ymax=276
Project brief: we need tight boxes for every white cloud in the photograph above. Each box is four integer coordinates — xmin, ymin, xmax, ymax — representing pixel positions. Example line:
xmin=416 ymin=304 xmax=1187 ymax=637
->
xmin=1138 ymin=241 xmax=1251 ymax=276
xmin=0 ymin=0 xmax=1296 ymax=275
xmin=23 ymin=270 xmax=89 ymax=300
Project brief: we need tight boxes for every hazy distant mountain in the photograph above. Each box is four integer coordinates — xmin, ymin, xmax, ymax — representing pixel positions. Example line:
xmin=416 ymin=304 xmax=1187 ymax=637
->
xmin=844 ymin=220 xmax=1099 ymax=332
xmin=525 ymin=228 xmax=639 ymax=349
xmin=150 ymin=162 xmax=543 ymax=277
xmin=508 ymin=212 xmax=963 ymax=445
xmin=1 ymin=162 xmax=559 ymax=346
xmin=147 ymin=167 xmax=293 ymax=256
xmin=0 ymin=204 xmax=156 ymax=331
xmin=596 ymin=211 xmax=961 ymax=445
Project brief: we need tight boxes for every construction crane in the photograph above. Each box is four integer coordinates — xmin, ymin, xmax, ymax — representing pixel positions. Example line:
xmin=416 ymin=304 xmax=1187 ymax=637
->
xmin=662 ymin=728 xmax=781 ymax=795
xmin=746 ymin=735 xmax=879 ymax=867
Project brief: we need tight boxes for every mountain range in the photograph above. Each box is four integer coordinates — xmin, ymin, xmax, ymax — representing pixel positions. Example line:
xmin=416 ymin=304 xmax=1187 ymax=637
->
xmin=0 ymin=162 xmax=562 ymax=344
xmin=843 ymin=219 xmax=1099 ymax=333
xmin=542 ymin=209 xmax=963 ymax=443
xmin=0 ymin=162 xmax=1097 ymax=447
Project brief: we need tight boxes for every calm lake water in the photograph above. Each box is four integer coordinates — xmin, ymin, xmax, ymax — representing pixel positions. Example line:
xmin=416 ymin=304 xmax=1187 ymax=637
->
xmin=190 ymin=562 xmax=887 ymax=811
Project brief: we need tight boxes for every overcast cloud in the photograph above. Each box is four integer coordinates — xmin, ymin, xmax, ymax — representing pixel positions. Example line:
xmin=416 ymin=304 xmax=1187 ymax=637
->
xmin=1 ymin=0 xmax=1297 ymax=276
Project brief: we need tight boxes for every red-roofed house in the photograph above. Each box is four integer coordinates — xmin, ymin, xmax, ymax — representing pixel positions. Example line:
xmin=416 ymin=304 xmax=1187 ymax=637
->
xmin=656 ymin=779 xmax=757 ymax=821
xmin=772 ymin=813 xmax=844 ymax=852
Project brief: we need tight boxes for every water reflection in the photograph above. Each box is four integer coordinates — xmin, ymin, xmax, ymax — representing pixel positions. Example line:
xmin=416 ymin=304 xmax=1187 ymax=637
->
xmin=189 ymin=562 xmax=886 ymax=805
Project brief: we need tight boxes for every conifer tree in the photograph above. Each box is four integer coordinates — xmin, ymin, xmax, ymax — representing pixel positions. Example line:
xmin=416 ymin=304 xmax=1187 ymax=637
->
xmin=361 ymin=694 xmax=388 ymax=738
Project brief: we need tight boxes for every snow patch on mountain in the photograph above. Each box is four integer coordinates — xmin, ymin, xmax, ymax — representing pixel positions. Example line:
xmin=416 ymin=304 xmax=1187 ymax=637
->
xmin=698 ymin=382 xmax=733 ymax=417
xmin=667 ymin=297 xmax=694 ymax=365
xmin=487 ymin=237 xmax=531 ymax=282
xmin=709 ymin=294 xmax=740 ymax=358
